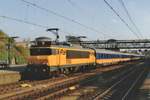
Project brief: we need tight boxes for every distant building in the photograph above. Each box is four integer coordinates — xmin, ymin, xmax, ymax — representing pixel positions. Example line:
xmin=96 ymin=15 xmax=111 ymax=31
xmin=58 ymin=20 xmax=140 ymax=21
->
xmin=15 ymin=40 xmax=30 ymax=48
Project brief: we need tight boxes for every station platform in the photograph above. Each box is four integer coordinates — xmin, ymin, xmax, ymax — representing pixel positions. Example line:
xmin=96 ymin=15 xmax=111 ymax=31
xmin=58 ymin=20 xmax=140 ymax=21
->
xmin=0 ymin=70 xmax=21 ymax=85
xmin=9 ymin=64 xmax=27 ymax=72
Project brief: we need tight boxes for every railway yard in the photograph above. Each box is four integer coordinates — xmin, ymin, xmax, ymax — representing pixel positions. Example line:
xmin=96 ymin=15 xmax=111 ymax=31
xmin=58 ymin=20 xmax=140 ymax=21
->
xmin=0 ymin=35 xmax=149 ymax=100
xmin=1 ymin=0 xmax=150 ymax=99
xmin=0 ymin=35 xmax=148 ymax=100
xmin=0 ymin=59 xmax=149 ymax=100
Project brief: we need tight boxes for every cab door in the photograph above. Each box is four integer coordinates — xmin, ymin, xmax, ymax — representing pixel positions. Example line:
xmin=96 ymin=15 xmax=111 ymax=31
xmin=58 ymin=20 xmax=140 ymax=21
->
xmin=55 ymin=48 xmax=60 ymax=67
xmin=47 ymin=48 xmax=58 ymax=67
xmin=59 ymin=48 xmax=66 ymax=66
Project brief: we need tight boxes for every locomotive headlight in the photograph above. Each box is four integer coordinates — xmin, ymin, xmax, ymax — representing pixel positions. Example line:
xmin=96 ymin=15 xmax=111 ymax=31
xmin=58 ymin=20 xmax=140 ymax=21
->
xmin=43 ymin=69 xmax=46 ymax=72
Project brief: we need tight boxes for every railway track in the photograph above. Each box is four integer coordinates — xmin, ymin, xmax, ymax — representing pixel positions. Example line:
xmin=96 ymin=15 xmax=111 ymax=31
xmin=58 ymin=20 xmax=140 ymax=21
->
xmin=28 ymin=62 xmax=142 ymax=100
xmin=31 ymin=61 xmax=139 ymax=100
xmin=0 ymin=72 xmax=96 ymax=100
xmin=0 ymin=61 xmax=142 ymax=100
xmin=58 ymin=62 xmax=142 ymax=100
xmin=0 ymin=76 xmax=66 ymax=95
xmin=90 ymin=62 xmax=148 ymax=100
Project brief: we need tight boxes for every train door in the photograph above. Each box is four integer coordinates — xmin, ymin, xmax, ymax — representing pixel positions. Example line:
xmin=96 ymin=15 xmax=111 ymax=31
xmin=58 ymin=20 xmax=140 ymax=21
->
xmin=59 ymin=48 xmax=66 ymax=66
xmin=55 ymin=48 xmax=60 ymax=67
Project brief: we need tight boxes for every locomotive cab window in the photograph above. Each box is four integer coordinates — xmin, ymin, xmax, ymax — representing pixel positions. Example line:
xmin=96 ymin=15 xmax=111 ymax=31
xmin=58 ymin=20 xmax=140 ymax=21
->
xmin=30 ymin=48 xmax=56 ymax=55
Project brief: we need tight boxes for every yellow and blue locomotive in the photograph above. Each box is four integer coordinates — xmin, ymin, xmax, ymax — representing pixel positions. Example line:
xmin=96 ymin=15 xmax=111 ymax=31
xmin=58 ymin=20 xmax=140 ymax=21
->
xmin=26 ymin=37 xmax=143 ymax=78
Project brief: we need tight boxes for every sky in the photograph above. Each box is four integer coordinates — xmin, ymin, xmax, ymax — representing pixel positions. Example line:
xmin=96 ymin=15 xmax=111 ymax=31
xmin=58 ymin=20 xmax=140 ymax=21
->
xmin=0 ymin=0 xmax=150 ymax=41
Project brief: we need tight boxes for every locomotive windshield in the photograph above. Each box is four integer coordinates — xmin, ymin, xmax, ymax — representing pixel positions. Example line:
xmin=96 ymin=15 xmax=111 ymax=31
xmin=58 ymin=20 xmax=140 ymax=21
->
xmin=30 ymin=48 xmax=53 ymax=55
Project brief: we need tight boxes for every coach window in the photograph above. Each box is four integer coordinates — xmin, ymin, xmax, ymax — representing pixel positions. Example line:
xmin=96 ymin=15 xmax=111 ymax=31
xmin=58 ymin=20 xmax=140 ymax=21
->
xmin=108 ymin=54 xmax=110 ymax=59
xmin=117 ymin=55 xmax=118 ymax=58
xmin=113 ymin=54 xmax=115 ymax=58
xmin=109 ymin=54 xmax=111 ymax=58
xmin=116 ymin=55 xmax=118 ymax=58
xmin=120 ymin=55 xmax=122 ymax=58
xmin=99 ymin=54 xmax=101 ymax=59
xmin=103 ymin=54 xmax=106 ymax=59
xmin=100 ymin=54 xmax=102 ymax=59
xmin=108 ymin=54 xmax=110 ymax=58
xmin=104 ymin=54 xmax=106 ymax=59
xmin=122 ymin=55 xmax=125 ymax=58
xmin=110 ymin=54 xmax=112 ymax=58
xmin=105 ymin=54 xmax=107 ymax=59
xmin=99 ymin=53 xmax=102 ymax=59
xmin=96 ymin=54 xmax=99 ymax=59
xmin=98 ymin=54 xmax=100 ymax=59
xmin=102 ymin=54 xmax=104 ymax=59
xmin=106 ymin=54 xmax=108 ymax=59
xmin=120 ymin=55 xmax=123 ymax=58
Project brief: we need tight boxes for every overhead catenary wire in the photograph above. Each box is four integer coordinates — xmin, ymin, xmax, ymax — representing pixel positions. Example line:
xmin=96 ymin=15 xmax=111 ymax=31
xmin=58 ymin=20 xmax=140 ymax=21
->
xmin=20 ymin=0 xmax=108 ymax=37
xmin=118 ymin=0 xmax=144 ymax=39
xmin=66 ymin=0 xmax=104 ymax=37
xmin=103 ymin=0 xmax=141 ymax=39
xmin=0 ymin=15 xmax=72 ymax=36
xmin=67 ymin=0 xmax=77 ymax=7
xmin=0 ymin=15 xmax=49 ymax=28
xmin=67 ymin=0 xmax=121 ymax=39
xmin=66 ymin=0 xmax=84 ymax=11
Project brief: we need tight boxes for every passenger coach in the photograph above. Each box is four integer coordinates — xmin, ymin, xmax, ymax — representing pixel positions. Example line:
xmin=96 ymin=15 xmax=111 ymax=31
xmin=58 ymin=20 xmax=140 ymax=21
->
xmin=95 ymin=49 xmax=139 ymax=65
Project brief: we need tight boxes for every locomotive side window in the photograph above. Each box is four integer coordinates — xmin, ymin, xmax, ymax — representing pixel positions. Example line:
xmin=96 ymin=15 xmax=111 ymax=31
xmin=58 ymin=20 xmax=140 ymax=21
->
xmin=66 ymin=50 xmax=90 ymax=59
xmin=30 ymin=48 xmax=56 ymax=55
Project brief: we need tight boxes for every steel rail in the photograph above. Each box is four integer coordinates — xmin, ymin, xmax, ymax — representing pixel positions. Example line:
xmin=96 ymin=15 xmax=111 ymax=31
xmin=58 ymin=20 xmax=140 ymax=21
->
xmin=92 ymin=64 xmax=144 ymax=100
